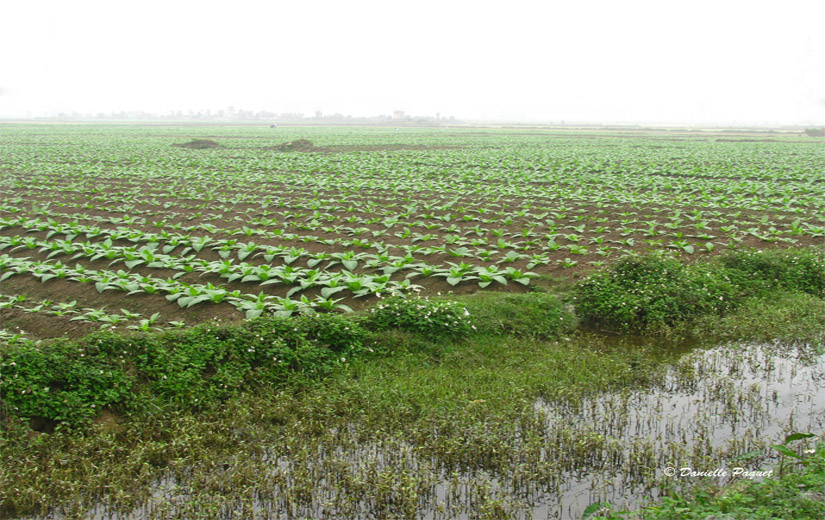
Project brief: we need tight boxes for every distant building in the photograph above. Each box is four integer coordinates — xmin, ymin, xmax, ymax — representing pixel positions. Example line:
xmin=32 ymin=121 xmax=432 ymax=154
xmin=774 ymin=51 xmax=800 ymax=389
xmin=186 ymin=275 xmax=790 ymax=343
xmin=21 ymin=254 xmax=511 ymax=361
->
xmin=393 ymin=110 xmax=405 ymax=120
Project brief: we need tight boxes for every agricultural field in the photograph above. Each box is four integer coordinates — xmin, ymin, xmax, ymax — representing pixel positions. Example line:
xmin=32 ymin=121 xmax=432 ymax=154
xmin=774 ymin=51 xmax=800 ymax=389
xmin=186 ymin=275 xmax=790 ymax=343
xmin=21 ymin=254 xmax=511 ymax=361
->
xmin=1 ymin=124 xmax=823 ymax=342
xmin=2 ymin=124 xmax=825 ymax=519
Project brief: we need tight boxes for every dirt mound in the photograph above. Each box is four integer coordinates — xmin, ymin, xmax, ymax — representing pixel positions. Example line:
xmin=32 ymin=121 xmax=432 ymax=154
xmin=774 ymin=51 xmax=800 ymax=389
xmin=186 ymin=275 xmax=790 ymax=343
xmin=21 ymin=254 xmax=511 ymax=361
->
xmin=173 ymin=139 xmax=221 ymax=149
xmin=270 ymin=139 xmax=317 ymax=152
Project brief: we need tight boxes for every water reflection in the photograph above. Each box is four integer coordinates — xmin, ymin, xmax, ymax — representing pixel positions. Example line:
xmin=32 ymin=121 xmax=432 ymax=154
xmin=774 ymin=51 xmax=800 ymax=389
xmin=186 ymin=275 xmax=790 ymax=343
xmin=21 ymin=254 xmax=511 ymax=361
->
xmin=537 ymin=341 xmax=825 ymax=518
xmin=21 ymin=342 xmax=825 ymax=519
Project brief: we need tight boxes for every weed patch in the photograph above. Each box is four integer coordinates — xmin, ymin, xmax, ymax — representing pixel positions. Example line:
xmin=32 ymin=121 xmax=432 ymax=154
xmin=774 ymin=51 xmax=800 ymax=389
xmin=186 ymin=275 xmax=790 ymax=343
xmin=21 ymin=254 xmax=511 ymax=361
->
xmin=362 ymin=295 xmax=474 ymax=339
xmin=0 ymin=314 xmax=371 ymax=428
xmin=461 ymin=291 xmax=577 ymax=339
xmin=0 ymin=340 xmax=133 ymax=427
xmin=572 ymin=254 xmax=734 ymax=333
xmin=719 ymin=247 xmax=825 ymax=297
xmin=573 ymin=248 xmax=825 ymax=334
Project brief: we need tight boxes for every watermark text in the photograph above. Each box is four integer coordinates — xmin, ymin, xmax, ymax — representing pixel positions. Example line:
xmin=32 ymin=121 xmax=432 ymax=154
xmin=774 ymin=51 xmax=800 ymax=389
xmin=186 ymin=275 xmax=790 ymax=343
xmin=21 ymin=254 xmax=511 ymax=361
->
xmin=663 ymin=467 xmax=773 ymax=479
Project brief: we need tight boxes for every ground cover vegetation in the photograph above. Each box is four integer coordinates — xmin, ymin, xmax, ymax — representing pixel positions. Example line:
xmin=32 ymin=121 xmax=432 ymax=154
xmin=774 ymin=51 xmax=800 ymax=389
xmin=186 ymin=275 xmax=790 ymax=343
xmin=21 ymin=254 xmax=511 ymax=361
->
xmin=1 ymin=124 xmax=825 ymax=518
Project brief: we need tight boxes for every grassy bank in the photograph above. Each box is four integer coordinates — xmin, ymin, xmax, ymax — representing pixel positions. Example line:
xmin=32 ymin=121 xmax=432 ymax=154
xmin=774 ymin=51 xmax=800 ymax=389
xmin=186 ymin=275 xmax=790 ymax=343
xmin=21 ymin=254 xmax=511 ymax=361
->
xmin=2 ymin=247 xmax=825 ymax=518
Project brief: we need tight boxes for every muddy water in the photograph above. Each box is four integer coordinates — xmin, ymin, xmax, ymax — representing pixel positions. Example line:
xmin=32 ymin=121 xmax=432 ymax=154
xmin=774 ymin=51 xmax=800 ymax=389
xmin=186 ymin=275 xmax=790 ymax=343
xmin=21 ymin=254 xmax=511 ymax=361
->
xmin=536 ymin=341 xmax=825 ymax=518
xmin=23 ymin=341 xmax=825 ymax=519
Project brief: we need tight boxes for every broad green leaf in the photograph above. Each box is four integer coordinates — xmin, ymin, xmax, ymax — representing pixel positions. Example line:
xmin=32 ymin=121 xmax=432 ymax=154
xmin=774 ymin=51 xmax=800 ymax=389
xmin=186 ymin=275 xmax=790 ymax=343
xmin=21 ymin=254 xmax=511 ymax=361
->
xmin=784 ymin=433 xmax=817 ymax=443
xmin=245 ymin=308 xmax=264 ymax=319
xmin=771 ymin=445 xmax=806 ymax=461
xmin=321 ymin=286 xmax=345 ymax=298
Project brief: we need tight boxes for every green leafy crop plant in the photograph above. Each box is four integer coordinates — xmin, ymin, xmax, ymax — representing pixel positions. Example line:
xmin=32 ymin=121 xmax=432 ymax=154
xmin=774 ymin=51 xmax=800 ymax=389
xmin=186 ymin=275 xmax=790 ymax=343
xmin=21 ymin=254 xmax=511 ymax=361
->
xmin=1 ymin=125 xmax=824 ymax=339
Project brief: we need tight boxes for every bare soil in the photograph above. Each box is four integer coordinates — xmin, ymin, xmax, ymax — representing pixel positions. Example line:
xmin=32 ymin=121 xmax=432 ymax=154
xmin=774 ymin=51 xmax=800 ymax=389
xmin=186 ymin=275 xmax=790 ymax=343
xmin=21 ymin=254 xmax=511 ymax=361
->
xmin=173 ymin=139 xmax=221 ymax=149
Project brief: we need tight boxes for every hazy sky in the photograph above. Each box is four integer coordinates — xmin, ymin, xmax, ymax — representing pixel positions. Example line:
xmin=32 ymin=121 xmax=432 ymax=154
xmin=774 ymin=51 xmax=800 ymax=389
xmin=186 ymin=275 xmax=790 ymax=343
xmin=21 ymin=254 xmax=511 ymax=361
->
xmin=1 ymin=0 xmax=823 ymax=124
